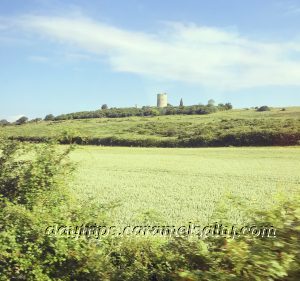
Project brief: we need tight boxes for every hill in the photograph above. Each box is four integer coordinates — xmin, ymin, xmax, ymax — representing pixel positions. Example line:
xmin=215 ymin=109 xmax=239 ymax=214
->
xmin=1 ymin=107 xmax=300 ymax=147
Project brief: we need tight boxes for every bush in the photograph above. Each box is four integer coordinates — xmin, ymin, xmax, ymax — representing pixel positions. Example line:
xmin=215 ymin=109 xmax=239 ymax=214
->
xmin=0 ymin=119 xmax=9 ymax=126
xmin=44 ymin=114 xmax=55 ymax=121
xmin=16 ymin=116 xmax=28 ymax=125
xmin=0 ymin=140 xmax=107 ymax=280
xmin=6 ymin=129 xmax=300 ymax=148
xmin=0 ymin=140 xmax=73 ymax=207
xmin=257 ymin=106 xmax=271 ymax=112
xmin=30 ymin=118 xmax=42 ymax=123
xmin=177 ymin=194 xmax=300 ymax=280
xmin=99 ymin=194 xmax=300 ymax=281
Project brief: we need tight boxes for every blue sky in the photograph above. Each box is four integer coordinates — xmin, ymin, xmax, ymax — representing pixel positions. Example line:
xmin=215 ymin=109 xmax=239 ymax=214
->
xmin=1 ymin=0 xmax=300 ymax=121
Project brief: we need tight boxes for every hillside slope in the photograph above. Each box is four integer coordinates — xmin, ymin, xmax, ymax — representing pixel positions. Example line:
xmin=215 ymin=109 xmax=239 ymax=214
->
xmin=1 ymin=107 xmax=300 ymax=147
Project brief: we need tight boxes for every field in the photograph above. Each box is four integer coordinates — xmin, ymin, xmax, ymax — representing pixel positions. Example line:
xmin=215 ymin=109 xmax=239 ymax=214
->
xmin=70 ymin=146 xmax=300 ymax=226
xmin=1 ymin=107 xmax=300 ymax=147
xmin=2 ymin=114 xmax=300 ymax=279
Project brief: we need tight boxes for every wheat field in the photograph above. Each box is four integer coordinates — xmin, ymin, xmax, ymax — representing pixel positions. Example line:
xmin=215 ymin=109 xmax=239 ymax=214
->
xmin=69 ymin=146 xmax=300 ymax=226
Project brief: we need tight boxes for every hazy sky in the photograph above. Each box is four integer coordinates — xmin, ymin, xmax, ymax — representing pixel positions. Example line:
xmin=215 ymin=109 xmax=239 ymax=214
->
xmin=1 ymin=0 xmax=300 ymax=120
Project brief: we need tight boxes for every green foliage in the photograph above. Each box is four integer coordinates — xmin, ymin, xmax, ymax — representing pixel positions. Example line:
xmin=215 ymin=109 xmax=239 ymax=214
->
xmin=208 ymin=99 xmax=215 ymax=106
xmin=0 ymin=119 xmax=9 ymax=126
xmin=101 ymin=104 xmax=108 ymax=110
xmin=30 ymin=118 xmax=42 ymax=123
xmin=179 ymin=98 xmax=184 ymax=107
xmin=16 ymin=116 xmax=28 ymax=125
xmin=59 ymin=129 xmax=88 ymax=144
xmin=0 ymin=140 xmax=73 ymax=207
xmin=44 ymin=114 xmax=55 ymax=121
xmin=78 ymin=194 xmax=300 ymax=281
xmin=0 ymin=140 xmax=107 ymax=280
xmin=0 ymin=140 xmax=299 ymax=280
xmin=221 ymin=102 xmax=233 ymax=110
xmin=0 ymin=107 xmax=300 ymax=147
xmin=52 ymin=103 xmax=227 ymax=121
xmin=172 ymin=195 xmax=300 ymax=281
xmin=257 ymin=105 xmax=271 ymax=112
xmin=226 ymin=103 xmax=233 ymax=110
xmin=1 ymin=107 xmax=300 ymax=147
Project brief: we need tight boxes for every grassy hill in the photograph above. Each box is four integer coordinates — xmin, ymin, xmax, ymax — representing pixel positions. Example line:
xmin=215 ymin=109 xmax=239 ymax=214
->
xmin=1 ymin=107 xmax=300 ymax=147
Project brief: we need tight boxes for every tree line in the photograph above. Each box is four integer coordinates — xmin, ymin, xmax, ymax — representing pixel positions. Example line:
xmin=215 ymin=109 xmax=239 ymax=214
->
xmin=0 ymin=101 xmax=233 ymax=125
xmin=1 ymin=103 xmax=278 ymax=127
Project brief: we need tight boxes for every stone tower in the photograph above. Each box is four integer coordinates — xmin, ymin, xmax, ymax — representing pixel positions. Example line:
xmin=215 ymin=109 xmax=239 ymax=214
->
xmin=157 ymin=93 xmax=168 ymax=108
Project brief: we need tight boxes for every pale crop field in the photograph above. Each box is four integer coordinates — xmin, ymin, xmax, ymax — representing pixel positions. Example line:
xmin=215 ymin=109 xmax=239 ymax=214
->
xmin=70 ymin=146 xmax=300 ymax=226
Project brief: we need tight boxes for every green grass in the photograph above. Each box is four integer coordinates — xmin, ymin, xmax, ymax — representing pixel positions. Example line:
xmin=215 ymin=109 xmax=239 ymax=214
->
xmin=1 ymin=107 xmax=300 ymax=147
xmin=70 ymin=146 xmax=300 ymax=226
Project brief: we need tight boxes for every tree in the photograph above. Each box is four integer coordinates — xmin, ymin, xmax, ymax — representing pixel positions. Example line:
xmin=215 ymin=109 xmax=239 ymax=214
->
xmin=208 ymin=99 xmax=215 ymax=106
xmin=16 ymin=116 xmax=28 ymax=125
xmin=44 ymin=114 xmax=55 ymax=121
xmin=31 ymin=118 xmax=42 ymax=123
xmin=101 ymin=104 xmax=108 ymax=110
xmin=179 ymin=98 xmax=184 ymax=107
xmin=224 ymin=103 xmax=233 ymax=110
xmin=0 ymin=119 xmax=9 ymax=126
xmin=257 ymin=105 xmax=270 ymax=112
xmin=150 ymin=109 xmax=160 ymax=116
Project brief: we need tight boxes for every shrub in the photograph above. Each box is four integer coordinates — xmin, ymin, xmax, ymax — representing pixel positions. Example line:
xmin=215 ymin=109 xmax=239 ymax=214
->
xmin=30 ymin=118 xmax=42 ymax=123
xmin=257 ymin=106 xmax=271 ymax=112
xmin=0 ymin=139 xmax=107 ymax=280
xmin=44 ymin=114 xmax=55 ymax=121
xmin=16 ymin=116 xmax=28 ymax=125
xmin=208 ymin=99 xmax=215 ymax=106
xmin=177 ymin=194 xmax=300 ymax=280
xmin=224 ymin=102 xmax=233 ymax=110
xmin=0 ymin=119 xmax=9 ymax=126
xmin=0 ymin=140 xmax=73 ymax=207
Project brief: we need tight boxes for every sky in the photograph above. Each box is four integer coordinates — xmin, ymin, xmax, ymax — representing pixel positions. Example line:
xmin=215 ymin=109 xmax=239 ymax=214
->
xmin=1 ymin=0 xmax=300 ymax=121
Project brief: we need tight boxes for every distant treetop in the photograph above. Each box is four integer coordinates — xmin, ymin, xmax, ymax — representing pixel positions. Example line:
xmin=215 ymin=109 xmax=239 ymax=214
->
xmin=257 ymin=106 xmax=271 ymax=112
xmin=0 ymin=119 xmax=9 ymax=126
xmin=50 ymin=102 xmax=233 ymax=121
xmin=208 ymin=99 xmax=215 ymax=106
xmin=44 ymin=114 xmax=55 ymax=121
xmin=179 ymin=98 xmax=184 ymax=107
xmin=16 ymin=116 xmax=28 ymax=125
